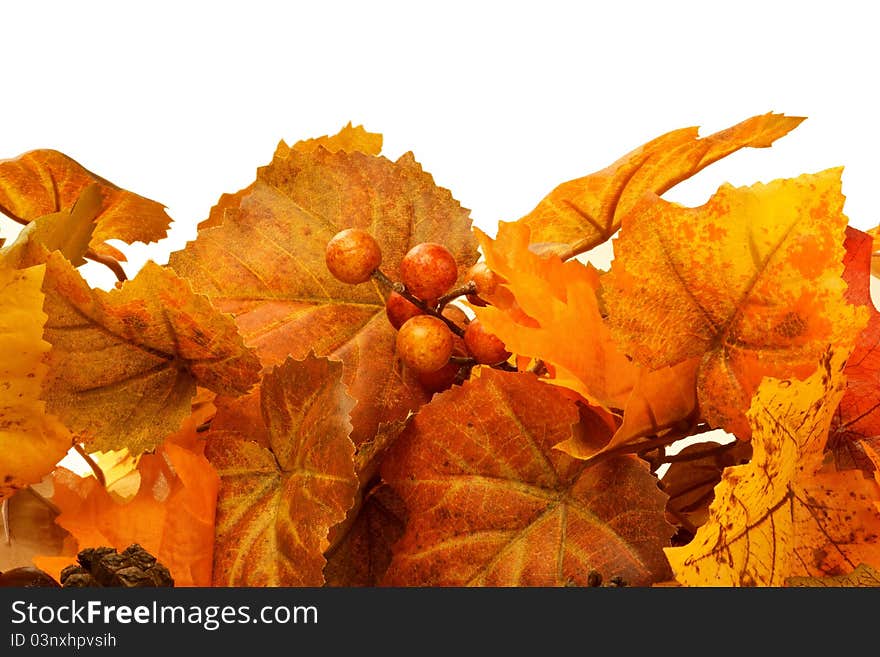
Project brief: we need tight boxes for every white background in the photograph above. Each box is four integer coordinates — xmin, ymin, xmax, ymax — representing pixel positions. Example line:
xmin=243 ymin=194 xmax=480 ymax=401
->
xmin=1 ymin=0 xmax=877 ymax=290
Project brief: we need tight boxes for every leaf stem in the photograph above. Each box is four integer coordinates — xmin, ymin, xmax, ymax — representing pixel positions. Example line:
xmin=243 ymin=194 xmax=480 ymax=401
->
xmin=436 ymin=282 xmax=477 ymax=310
xmin=73 ymin=443 xmax=106 ymax=488
xmin=84 ymin=249 xmax=127 ymax=283
xmin=2 ymin=498 xmax=9 ymax=546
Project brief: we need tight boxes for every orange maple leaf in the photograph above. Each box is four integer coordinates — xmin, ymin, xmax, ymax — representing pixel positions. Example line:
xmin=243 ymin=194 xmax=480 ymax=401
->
xmin=603 ymin=168 xmax=867 ymax=438
xmin=473 ymin=221 xmax=698 ymax=457
xmin=170 ymin=124 xmax=479 ymax=447
xmin=381 ymin=369 xmax=674 ymax=586
xmin=665 ymin=350 xmax=880 ymax=586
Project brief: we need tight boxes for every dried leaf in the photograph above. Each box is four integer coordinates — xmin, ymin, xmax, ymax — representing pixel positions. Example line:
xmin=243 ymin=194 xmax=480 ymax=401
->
xmin=0 ymin=149 xmax=172 ymax=259
xmin=205 ymin=354 xmax=358 ymax=586
xmin=603 ymin=169 xmax=867 ymax=438
xmin=170 ymin=126 xmax=478 ymax=446
xmin=518 ymin=113 xmax=804 ymax=256
xmin=381 ymin=369 xmax=674 ymax=586
xmin=660 ymin=440 xmax=752 ymax=539
xmin=40 ymin=253 xmax=261 ymax=454
xmin=665 ymin=350 xmax=880 ymax=586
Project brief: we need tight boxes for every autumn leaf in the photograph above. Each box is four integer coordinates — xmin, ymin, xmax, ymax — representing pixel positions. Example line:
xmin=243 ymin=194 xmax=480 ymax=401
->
xmin=473 ymin=221 xmax=698 ymax=457
xmin=381 ymin=369 xmax=674 ymax=586
xmin=201 ymin=122 xmax=383 ymax=230
xmin=0 ymin=149 xmax=172 ymax=260
xmin=40 ymin=252 xmax=261 ymax=455
xmin=603 ymin=168 xmax=868 ymax=439
xmin=205 ymin=354 xmax=358 ymax=586
xmin=0 ymin=261 xmax=71 ymax=502
xmin=518 ymin=112 xmax=804 ymax=257
xmin=828 ymin=226 xmax=880 ymax=470
xmin=665 ymin=350 xmax=880 ymax=586
xmin=34 ymin=413 xmax=220 ymax=587
xmin=169 ymin=125 xmax=479 ymax=446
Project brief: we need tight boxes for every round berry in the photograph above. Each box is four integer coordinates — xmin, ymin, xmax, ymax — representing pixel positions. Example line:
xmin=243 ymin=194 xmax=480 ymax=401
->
xmin=463 ymin=319 xmax=511 ymax=365
xmin=325 ymin=228 xmax=382 ymax=284
xmin=385 ymin=292 xmax=424 ymax=330
xmin=465 ymin=261 xmax=501 ymax=307
xmin=416 ymin=361 xmax=461 ymax=394
xmin=400 ymin=242 xmax=458 ymax=301
xmin=441 ymin=303 xmax=470 ymax=328
xmin=396 ymin=315 xmax=454 ymax=373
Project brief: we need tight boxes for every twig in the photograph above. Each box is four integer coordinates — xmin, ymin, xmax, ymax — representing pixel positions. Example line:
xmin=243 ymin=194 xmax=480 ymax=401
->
xmin=73 ymin=443 xmax=106 ymax=488
xmin=436 ymin=282 xmax=477 ymax=310
xmin=84 ymin=248 xmax=127 ymax=283
xmin=372 ymin=268 xmax=465 ymax=337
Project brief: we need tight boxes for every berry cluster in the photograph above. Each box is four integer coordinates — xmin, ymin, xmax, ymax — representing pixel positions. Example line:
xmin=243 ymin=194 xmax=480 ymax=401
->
xmin=325 ymin=228 xmax=512 ymax=393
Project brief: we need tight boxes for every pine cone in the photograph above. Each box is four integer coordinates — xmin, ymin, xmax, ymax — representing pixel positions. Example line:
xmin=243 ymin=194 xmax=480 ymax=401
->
xmin=60 ymin=544 xmax=174 ymax=587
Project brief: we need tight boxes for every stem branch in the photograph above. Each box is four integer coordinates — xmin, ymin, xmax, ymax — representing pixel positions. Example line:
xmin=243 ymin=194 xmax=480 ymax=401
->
xmin=74 ymin=443 xmax=106 ymax=488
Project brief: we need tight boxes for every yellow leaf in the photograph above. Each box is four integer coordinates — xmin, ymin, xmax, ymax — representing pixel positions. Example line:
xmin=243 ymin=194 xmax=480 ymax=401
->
xmin=665 ymin=350 xmax=880 ymax=586
xmin=0 ymin=262 xmax=70 ymax=502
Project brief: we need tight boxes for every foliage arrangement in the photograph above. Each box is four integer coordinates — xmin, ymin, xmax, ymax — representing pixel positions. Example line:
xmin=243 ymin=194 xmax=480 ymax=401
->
xmin=1 ymin=114 xmax=879 ymax=588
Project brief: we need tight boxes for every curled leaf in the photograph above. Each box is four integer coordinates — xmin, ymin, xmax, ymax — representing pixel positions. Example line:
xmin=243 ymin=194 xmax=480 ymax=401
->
xmin=0 ymin=149 xmax=172 ymax=259
xmin=518 ymin=112 xmax=804 ymax=256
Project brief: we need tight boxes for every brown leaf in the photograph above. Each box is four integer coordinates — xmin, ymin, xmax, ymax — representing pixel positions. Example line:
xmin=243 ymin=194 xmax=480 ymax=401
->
xmin=381 ymin=369 xmax=674 ymax=586
xmin=40 ymin=253 xmax=261 ymax=454
xmin=170 ymin=127 xmax=479 ymax=446
xmin=660 ymin=440 xmax=752 ymax=541
xmin=518 ymin=112 xmax=804 ymax=257
xmin=0 ymin=482 xmax=71 ymax=574
xmin=0 ymin=149 xmax=172 ymax=260
xmin=205 ymin=354 xmax=358 ymax=586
